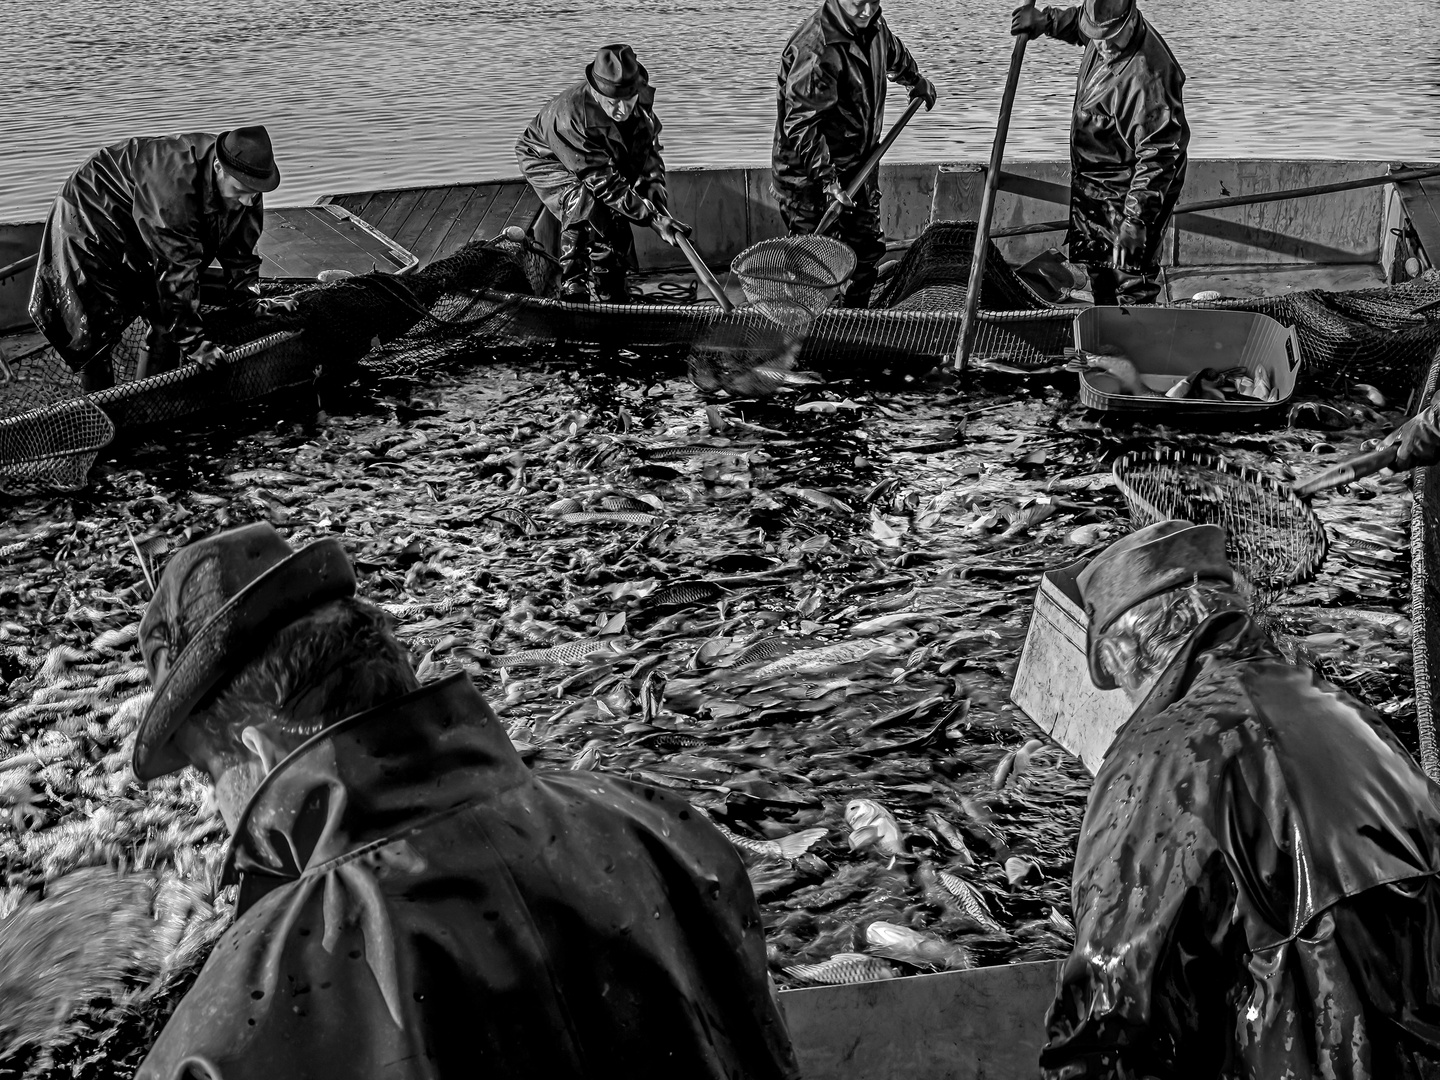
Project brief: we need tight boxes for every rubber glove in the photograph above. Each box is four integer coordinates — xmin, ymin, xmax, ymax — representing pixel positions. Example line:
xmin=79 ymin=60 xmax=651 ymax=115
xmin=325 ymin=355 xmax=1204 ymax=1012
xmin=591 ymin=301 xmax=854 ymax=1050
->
xmin=189 ymin=341 xmax=227 ymax=370
xmin=823 ymin=180 xmax=855 ymax=211
xmin=255 ymin=295 xmax=299 ymax=316
xmin=1112 ymin=219 xmax=1147 ymax=270
xmin=653 ymin=215 xmax=693 ymax=247
xmin=909 ymin=76 xmax=938 ymax=111
xmin=1011 ymin=5 xmax=1049 ymax=38
xmin=1384 ymin=401 xmax=1440 ymax=470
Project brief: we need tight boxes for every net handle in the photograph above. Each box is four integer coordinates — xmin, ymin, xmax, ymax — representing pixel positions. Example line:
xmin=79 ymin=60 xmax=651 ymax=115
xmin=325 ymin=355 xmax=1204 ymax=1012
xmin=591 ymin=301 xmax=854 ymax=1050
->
xmin=1292 ymin=444 xmax=1399 ymax=497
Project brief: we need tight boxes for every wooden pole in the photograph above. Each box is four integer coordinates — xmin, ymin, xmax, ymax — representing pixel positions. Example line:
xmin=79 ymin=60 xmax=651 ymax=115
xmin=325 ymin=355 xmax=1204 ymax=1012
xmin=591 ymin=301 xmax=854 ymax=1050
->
xmin=0 ymin=253 xmax=38 ymax=283
xmin=953 ymin=0 xmax=1035 ymax=374
xmin=676 ymin=235 xmax=734 ymax=312
xmin=990 ymin=163 xmax=1440 ymax=239
xmin=816 ymin=97 xmax=926 ymax=237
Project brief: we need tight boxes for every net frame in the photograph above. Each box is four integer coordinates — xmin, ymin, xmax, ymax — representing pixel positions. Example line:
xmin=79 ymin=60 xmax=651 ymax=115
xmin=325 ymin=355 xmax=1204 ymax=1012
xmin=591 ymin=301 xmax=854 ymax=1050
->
xmin=730 ymin=235 xmax=856 ymax=329
xmin=1112 ymin=447 xmax=1329 ymax=589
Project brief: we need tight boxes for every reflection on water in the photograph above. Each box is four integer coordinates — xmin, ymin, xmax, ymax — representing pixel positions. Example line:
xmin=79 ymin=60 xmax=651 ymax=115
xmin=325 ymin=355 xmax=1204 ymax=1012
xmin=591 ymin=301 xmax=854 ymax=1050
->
xmin=2 ymin=0 xmax=1438 ymax=221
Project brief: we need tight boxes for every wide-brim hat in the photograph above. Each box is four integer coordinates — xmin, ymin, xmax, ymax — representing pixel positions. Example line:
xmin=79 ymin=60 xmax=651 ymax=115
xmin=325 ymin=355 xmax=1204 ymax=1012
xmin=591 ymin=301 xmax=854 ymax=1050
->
xmin=216 ymin=125 xmax=281 ymax=193
xmin=1077 ymin=520 xmax=1234 ymax=690
xmin=585 ymin=44 xmax=647 ymax=100
xmin=134 ymin=523 xmax=356 ymax=780
xmin=1081 ymin=0 xmax=1136 ymax=42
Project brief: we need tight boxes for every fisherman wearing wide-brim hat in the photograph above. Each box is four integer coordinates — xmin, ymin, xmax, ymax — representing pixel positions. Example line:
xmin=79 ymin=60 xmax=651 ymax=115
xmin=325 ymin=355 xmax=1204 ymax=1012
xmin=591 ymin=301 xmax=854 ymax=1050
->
xmin=131 ymin=522 xmax=799 ymax=1080
xmin=29 ymin=127 xmax=295 ymax=392
xmin=1040 ymin=519 xmax=1440 ymax=1077
xmin=1012 ymin=0 xmax=1189 ymax=306
xmin=516 ymin=44 xmax=692 ymax=303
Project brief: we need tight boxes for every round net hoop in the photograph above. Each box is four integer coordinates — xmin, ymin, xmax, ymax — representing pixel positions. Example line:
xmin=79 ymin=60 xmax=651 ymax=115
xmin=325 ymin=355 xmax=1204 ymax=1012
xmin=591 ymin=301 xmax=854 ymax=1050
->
xmin=731 ymin=236 xmax=856 ymax=328
xmin=1112 ymin=447 xmax=1329 ymax=588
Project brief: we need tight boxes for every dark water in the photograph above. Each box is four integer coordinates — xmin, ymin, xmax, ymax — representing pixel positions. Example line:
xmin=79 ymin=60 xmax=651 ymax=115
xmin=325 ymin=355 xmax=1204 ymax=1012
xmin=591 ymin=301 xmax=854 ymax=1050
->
xmin=4 ymin=0 xmax=1439 ymax=221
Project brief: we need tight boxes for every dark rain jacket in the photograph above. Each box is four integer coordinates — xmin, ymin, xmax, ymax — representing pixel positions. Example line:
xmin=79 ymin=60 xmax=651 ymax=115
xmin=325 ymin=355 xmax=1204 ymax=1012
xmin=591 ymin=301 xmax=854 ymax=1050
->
xmin=28 ymin=133 xmax=262 ymax=367
xmin=136 ymin=675 xmax=799 ymax=1080
xmin=1040 ymin=7 xmax=1189 ymax=266
xmin=515 ymin=81 xmax=669 ymax=229
xmin=1042 ymin=613 xmax=1440 ymax=1079
xmin=771 ymin=0 xmax=922 ymax=206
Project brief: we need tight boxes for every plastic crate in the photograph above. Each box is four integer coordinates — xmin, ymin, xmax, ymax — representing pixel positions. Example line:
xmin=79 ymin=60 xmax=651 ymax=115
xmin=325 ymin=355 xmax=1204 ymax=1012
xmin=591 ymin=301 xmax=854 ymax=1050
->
xmin=1010 ymin=559 xmax=1137 ymax=775
xmin=1074 ymin=306 xmax=1302 ymax=414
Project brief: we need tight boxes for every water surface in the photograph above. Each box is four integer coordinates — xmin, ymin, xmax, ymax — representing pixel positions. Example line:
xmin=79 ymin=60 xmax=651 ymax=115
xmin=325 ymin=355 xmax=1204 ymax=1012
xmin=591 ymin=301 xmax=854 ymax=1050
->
xmin=4 ymin=0 xmax=1438 ymax=221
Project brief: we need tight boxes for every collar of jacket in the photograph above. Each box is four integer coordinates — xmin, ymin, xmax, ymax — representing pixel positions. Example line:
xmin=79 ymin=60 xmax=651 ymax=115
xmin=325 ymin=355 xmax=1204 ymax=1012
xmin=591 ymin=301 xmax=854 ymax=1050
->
xmin=1127 ymin=609 xmax=1275 ymax=723
xmin=820 ymin=0 xmax=882 ymax=49
xmin=219 ymin=673 xmax=528 ymax=889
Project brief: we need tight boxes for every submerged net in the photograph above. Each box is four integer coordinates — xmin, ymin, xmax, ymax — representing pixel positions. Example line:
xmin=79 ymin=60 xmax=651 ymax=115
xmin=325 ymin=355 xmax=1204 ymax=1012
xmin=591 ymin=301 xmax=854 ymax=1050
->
xmin=1112 ymin=448 xmax=1330 ymax=589
xmin=7 ymin=221 xmax=1440 ymax=493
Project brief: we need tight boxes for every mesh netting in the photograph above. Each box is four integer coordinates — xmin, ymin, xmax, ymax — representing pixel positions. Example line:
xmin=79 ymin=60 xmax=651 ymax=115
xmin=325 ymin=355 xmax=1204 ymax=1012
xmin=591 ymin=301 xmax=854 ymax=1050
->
xmin=731 ymin=235 xmax=856 ymax=329
xmin=1183 ymin=271 xmax=1440 ymax=399
xmin=1113 ymin=448 xmax=1330 ymax=588
xmin=1410 ymin=347 xmax=1440 ymax=779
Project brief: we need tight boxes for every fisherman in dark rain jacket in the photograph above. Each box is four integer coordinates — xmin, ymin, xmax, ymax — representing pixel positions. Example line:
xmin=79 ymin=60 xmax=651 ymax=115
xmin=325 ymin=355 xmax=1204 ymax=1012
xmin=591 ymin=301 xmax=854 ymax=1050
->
xmin=1013 ymin=0 xmax=1188 ymax=305
xmin=516 ymin=45 xmax=691 ymax=303
xmin=131 ymin=523 xmax=799 ymax=1080
xmin=773 ymin=0 xmax=936 ymax=308
xmin=29 ymin=128 xmax=287 ymax=391
xmin=1042 ymin=519 xmax=1440 ymax=1079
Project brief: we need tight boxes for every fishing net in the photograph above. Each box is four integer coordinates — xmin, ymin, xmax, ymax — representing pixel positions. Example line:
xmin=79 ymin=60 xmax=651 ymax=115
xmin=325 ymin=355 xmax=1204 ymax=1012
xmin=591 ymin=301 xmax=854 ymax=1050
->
xmin=7 ymin=220 xmax=1440 ymax=492
xmin=1112 ymin=447 xmax=1329 ymax=589
xmin=730 ymin=235 xmax=855 ymax=329
xmin=1183 ymin=270 xmax=1440 ymax=400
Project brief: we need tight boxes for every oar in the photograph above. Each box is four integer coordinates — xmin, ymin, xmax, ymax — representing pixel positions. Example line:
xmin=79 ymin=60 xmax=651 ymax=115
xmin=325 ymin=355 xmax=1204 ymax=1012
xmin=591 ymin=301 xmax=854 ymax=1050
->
xmin=991 ymin=164 xmax=1440 ymax=240
xmin=1292 ymin=444 xmax=1400 ymax=498
xmin=816 ymin=96 xmax=926 ymax=237
xmin=953 ymin=0 xmax=1035 ymax=374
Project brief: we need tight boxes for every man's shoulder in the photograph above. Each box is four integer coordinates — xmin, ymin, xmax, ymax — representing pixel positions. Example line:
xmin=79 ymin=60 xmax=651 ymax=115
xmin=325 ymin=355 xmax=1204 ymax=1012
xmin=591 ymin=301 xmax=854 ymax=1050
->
xmin=784 ymin=4 xmax=842 ymax=57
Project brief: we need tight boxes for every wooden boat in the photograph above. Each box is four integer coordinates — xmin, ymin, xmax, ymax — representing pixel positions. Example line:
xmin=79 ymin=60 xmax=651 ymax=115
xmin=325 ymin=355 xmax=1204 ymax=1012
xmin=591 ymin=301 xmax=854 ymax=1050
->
xmin=3 ymin=160 xmax=1440 ymax=1077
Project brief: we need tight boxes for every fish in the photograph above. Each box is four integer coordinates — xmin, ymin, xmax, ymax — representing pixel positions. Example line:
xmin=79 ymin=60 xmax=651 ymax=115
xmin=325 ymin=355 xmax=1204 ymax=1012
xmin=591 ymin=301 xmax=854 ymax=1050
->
xmin=635 ymin=731 xmax=705 ymax=753
xmin=783 ymin=486 xmax=856 ymax=514
xmin=864 ymin=921 xmax=973 ymax=971
xmin=924 ymin=811 xmax=976 ymax=866
xmin=599 ymin=494 xmax=658 ymax=513
xmin=560 ymin=511 xmax=659 ymax=527
xmin=489 ymin=638 xmax=628 ymax=668
xmin=544 ymin=497 xmax=583 ymax=515
xmin=1066 ymin=523 xmax=1110 ymax=547
xmin=1004 ymin=856 xmax=1041 ymax=885
xmin=938 ymin=871 xmax=1007 ymax=936
xmin=783 ymin=953 xmax=897 ymax=986
xmin=643 ymin=444 xmax=743 ymax=462
xmin=753 ymin=639 xmax=895 ymax=678
xmin=731 ymin=633 xmax=812 ymax=668
xmin=1065 ymin=347 xmax=1159 ymax=398
xmin=1047 ymin=907 xmax=1076 ymax=936
xmin=712 ymin=820 xmax=828 ymax=861
xmin=482 ymin=508 xmax=539 ymax=535
xmin=992 ymin=738 xmax=1047 ymax=790
xmin=845 ymin=799 xmax=906 ymax=856
xmin=651 ymin=581 xmax=727 ymax=607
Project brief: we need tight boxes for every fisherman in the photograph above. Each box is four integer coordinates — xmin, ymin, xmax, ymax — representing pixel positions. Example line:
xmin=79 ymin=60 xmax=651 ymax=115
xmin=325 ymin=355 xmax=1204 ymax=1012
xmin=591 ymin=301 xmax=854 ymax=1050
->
xmin=1011 ymin=0 xmax=1188 ymax=306
xmin=131 ymin=523 xmax=799 ymax=1080
xmin=29 ymin=127 xmax=291 ymax=392
xmin=515 ymin=44 xmax=691 ymax=304
xmin=1042 ymin=519 xmax=1440 ymax=1078
xmin=772 ymin=0 xmax=936 ymax=308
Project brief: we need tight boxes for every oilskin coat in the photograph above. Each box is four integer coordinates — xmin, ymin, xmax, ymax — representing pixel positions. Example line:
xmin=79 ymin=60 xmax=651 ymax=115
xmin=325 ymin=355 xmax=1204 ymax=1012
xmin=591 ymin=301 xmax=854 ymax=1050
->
xmin=1041 ymin=613 xmax=1440 ymax=1080
xmin=1041 ymin=6 xmax=1188 ymax=268
xmin=136 ymin=675 xmax=799 ymax=1080
xmin=29 ymin=134 xmax=262 ymax=368
xmin=514 ymin=81 xmax=669 ymax=229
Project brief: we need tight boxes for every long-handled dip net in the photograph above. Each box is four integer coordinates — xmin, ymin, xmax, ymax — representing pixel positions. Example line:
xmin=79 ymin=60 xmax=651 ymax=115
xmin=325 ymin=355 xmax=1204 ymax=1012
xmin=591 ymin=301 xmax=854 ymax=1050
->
xmin=1112 ymin=447 xmax=1330 ymax=589
xmin=687 ymin=235 xmax=856 ymax=395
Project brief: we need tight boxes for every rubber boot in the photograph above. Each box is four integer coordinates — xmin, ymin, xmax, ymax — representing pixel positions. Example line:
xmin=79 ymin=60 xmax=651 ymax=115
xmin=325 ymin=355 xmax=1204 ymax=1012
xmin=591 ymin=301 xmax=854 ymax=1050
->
xmin=558 ymin=223 xmax=594 ymax=303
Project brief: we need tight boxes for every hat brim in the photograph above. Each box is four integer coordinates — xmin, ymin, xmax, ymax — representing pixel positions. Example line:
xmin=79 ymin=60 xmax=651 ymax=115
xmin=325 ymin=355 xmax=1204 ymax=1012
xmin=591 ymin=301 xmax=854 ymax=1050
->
xmin=216 ymin=131 xmax=282 ymax=194
xmin=1081 ymin=3 xmax=1135 ymax=41
xmin=133 ymin=539 xmax=356 ymax=781
xmin=585 ymin=61 xmax=647 ymax=101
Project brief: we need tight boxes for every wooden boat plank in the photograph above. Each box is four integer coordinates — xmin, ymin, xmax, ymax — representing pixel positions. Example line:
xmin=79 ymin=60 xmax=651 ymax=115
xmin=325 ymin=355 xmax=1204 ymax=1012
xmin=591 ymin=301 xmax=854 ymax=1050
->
xmin=1167 ymin=261 xmax=1386 ymax=300
xmin=348 ymin=189 xmax=406 ymax=231
xmin=881 ymin=163 xmax=940 ymax=243
xmin=372 ymin=189 xmax=428 ymax=244
xmin=635 ymin=167 xmax=750 ymax=270
xmin=471 ymin=182 xmax=535 ymax=245
xmin=389 ymin=185 xmax=456 ymax=253
xmin=409 ymin=185 xmax=481 ymax=266
xmin=500 ymin=185 xmax=544 ymax=233
xmin=777 ymin=960 xmax=1060 ymax=1080
xmin=1397 ymin=177 xmax=1440 ymax=267
xmin=256 ymin=207 xmax=416 ymax=279
xmin=431 ymin=184 xmax=505 ymax=261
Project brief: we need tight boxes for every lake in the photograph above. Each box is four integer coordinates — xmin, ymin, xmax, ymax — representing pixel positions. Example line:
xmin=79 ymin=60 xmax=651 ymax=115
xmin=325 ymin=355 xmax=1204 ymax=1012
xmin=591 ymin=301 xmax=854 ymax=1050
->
xmin=3 ymin=0 xmax=1438 ymax=221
